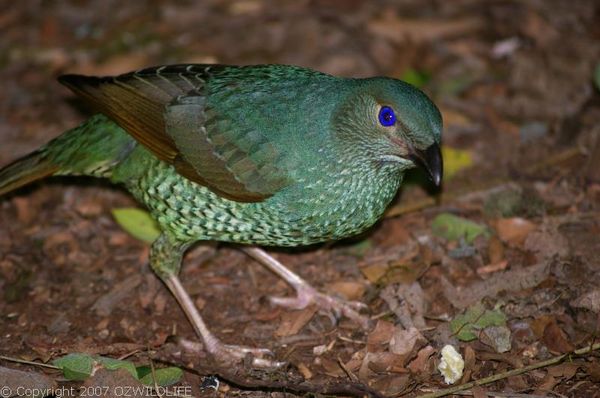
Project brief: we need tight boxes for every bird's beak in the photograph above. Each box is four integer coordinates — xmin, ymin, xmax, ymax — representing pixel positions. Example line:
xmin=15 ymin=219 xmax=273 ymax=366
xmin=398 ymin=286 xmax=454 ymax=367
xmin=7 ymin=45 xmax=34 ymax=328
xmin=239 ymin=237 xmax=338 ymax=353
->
xmin=409 ymin=143 xmax=443 ymax=187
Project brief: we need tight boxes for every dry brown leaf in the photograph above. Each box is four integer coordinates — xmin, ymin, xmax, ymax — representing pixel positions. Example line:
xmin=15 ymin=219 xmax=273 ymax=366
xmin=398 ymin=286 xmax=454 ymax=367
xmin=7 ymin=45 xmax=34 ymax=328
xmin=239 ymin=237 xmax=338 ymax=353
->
xmin=274 ymin=306 xmax=317 ymax=337
xmin=389 ymin=326 xmax=426 ymax=357
xmin=359 ymin=351 xmax=405 ymax=380
xmin=495 ymin=217 xmax=537 ymax=246
xmin=368 ymin=13 xmax=483 ymax=44
xmin=471 ymin=386 xmax=488 ymax=398
xmin=476 ymin=260 xmax=509 ymax=276
xmin=547 ymin=362 xmax=579 ymax=379
xmin=571 ymin=288 xmax=600 ymax=313
xmin=83 ymin=368 xmax=151 ymax=398
xmin=441 ymin=262 xmax=550 ymax=309
xmin=371 ymin=373 xmax=411 ymax=396
xmin=297 ymin=362 xmax=313 ymax=380
xmin=326 ymin=281 xmax=365 ymax=301
xmin=91 ymin=274 xmax=142 ymax=317
xmin=542 ymin=321 xmax=575 ymax=353
xmin=487 ymin=236 xmax=505 ymax=264
xmin=360 ymin=263 xmax=388 ymax=283
xmin=461 ymin=345 xmax=477 ymax=383
xmin=366 ymin=320 xmax=395 ymax=353
xmin=0 ymin=366 xmax=55 ymax=397
xmin=585 ymin=362 xmax=600 ymax=382
xmin=530 ymin=315 xmax=554 ymax=339
xmin=407 ymin=345 xmax=435 ymax=374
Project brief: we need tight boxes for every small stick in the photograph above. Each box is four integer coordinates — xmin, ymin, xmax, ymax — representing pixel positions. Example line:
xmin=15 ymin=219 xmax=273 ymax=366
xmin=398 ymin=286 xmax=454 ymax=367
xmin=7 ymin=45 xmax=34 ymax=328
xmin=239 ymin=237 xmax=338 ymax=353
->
xmin=416 ymin=342 xmax=600 ymax=398
xmin=0 ymin=355 xmax=59 ymax=370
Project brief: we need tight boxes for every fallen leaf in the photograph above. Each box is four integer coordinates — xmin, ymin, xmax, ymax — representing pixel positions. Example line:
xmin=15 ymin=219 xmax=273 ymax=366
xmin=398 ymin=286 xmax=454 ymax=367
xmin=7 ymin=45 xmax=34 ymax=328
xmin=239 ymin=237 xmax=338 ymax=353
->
xmin=542 ymin=321 xmax=574 ymax=353
xmin=327 ymin=281 xmax=365 ymax=301
xmin=476 ymin=260 xmax=509 ymax=276
xmin=91 ymin=274 xmax=142 ymax=317
xmin=530 ymin=315 xmax=554 ymax=339
xmin=367 ymin=320 xmax=395 ymax=352
xmin=0 ymin=366 xmax=56 ymax=398
xmin=138 ymin=367 xmax=183 ymax=386
xmin=389 ymin=326 xmax=425 ymax=357
xmin=360 ymin=263 xmax=388 ymax=283
xmin=53 ymin=353 xmax=95 ymax=381
xmin=479 ymin=325 xmax=512 ymax=353
xmin=432 ymin=213 xmax=489 ymax=243
xmin=297 ymin=362 xmax=313 ymax=380
xmin=461 ymin=345 xmax=477 ymax=383
xmin=400 ymin=68 xmax=430 ymax=88
xmin=368 ymin=14 xmax=482 ymax=44
xmin=83 ymin=368 xmax=151 ymax=398
xmin=274 ymin=306 xmax=317 ymax=337
xmin=371 ymin=373 xmax=410 ymax=396
xmin=495 ymin=217 xmax=537 ymax=246
xmin=450 ymin=302 xmax=507 ymax=341
xmin=442 ymin=262 xmax=551 ymax=309
xmin=407 ymin=345 xmax=435 ymax=374
xmin=571 ymin=288 xmax=600 ymax=313
xmin=112 ymin=207 xmax=160 ymax=243
xmin=487 ymin=236 xmax=505 ymax=264
xmin=441 ymin=146 xmax=474 ymax=179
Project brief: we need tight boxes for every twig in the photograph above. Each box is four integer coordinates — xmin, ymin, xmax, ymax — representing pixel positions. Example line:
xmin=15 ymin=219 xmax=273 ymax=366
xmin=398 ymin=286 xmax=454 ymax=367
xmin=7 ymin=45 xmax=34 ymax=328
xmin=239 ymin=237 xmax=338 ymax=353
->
xmin=416 ymin=342 xmax=600 ymax=398
xmin=0 ymin=355 xmax=59 ymax=370
xmin=337 ymin=356 xmax=359 ymax=382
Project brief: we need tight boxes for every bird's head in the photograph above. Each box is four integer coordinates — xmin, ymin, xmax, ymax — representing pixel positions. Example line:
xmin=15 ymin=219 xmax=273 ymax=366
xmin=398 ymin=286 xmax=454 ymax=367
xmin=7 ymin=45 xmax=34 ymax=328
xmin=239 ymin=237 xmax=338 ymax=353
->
xmin=331 ymin=77 xmax=443 ymax=186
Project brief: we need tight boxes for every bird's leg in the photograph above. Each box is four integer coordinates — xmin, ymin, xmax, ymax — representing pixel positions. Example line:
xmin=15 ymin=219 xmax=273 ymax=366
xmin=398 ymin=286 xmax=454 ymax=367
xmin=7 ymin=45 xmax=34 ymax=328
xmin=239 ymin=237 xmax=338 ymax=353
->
xmin=242 ymin=247 xmax=371 ymax=329
xmin=150 ymin=235 xmax=285 ymax=368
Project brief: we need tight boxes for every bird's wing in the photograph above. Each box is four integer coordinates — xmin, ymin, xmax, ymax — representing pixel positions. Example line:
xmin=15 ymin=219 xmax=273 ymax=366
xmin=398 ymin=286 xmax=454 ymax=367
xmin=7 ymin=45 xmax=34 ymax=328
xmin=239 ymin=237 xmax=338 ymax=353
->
xmin=58 ymin=64 xmax=291 ymax=202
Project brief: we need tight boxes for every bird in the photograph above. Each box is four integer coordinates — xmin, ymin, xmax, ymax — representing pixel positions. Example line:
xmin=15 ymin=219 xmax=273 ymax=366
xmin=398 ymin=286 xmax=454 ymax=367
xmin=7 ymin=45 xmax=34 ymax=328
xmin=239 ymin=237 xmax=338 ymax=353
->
xmin=0 ymin=64 xmax=442 ymax=367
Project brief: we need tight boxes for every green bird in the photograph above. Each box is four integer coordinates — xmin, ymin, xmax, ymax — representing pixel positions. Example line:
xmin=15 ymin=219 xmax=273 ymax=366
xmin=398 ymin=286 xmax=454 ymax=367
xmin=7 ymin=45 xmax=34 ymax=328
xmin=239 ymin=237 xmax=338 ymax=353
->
xmin=0 ymin=64 xmax=442 ymax=367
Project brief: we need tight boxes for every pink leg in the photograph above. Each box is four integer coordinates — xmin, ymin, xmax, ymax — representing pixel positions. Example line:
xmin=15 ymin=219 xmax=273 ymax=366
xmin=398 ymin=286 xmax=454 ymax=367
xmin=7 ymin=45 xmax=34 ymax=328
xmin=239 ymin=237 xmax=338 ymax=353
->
xmin=242 ymin=247 xmax=370 ymax=329
xmin=165 ymin=274 xmax=285 ymax=368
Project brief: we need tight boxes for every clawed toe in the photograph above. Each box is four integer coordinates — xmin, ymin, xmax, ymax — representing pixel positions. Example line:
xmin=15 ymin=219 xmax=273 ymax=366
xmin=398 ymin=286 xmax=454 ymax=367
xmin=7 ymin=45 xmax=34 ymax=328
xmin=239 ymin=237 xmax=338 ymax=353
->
xmin=215 ymin=344 xmax=286 ymax=368
xmin=270 ymin=285 xmax=371 ymax=330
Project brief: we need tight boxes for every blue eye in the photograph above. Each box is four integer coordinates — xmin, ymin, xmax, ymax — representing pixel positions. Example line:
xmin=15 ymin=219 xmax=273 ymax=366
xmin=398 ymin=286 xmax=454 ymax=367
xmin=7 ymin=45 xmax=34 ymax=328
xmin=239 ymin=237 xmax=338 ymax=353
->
xmin=378 ymin=106 xmax=396 ymax=127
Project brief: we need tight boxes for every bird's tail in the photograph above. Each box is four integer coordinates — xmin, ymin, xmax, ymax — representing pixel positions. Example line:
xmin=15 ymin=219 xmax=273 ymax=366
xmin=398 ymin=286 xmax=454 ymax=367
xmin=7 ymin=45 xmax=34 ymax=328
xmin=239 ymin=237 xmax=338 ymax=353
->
xmin=0 ymin=149 xmax=59 ymax=197
xmin=0 ymin=114 xmax=135 ymax=197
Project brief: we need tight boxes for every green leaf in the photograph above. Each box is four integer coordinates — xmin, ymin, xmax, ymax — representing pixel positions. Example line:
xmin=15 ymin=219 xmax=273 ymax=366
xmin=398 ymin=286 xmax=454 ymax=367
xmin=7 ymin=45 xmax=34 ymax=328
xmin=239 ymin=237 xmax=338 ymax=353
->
xmin=594 ymin=62 xmax=600 ymax=92
xmin=53 ymin=353 xmax=95 ymax=381
xmin=450 ymin=302 xmax=507 ymax=341
xmin=441 ymin=146 xmax=473 ymax=179
xmin=400 ymin=68 xmax=431 ymax=88
xmin=97 ymin=356 xmax=138 ymax=379
xmin=136 ymin=365 xmax=151 ymax=379
xmin=139 ymin=367 xmax=183 ymax=386
xmin=112 ymin=207 xmax=160 ymax=243
xmin=431 ymin=213 xmax=489 ymax=243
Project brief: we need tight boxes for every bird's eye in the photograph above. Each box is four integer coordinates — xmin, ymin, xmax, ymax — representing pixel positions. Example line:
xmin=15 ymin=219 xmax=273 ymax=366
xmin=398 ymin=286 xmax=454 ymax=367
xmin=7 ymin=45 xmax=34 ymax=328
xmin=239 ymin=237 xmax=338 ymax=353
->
xmin=378 ymin=106 xmax=396 ymax=127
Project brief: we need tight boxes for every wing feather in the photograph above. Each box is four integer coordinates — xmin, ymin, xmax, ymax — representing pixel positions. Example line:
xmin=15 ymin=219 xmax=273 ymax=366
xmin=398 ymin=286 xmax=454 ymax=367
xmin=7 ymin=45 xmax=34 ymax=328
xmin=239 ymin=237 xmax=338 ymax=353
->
xmin=58 ymin=65 xmax=291 ymax=202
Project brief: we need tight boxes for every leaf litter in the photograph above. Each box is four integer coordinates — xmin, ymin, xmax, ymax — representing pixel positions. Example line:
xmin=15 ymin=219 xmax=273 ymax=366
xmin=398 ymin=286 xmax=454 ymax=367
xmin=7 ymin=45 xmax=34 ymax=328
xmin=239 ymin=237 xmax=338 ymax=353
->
xmin=1 ymin=1 xmax=599 ymax=397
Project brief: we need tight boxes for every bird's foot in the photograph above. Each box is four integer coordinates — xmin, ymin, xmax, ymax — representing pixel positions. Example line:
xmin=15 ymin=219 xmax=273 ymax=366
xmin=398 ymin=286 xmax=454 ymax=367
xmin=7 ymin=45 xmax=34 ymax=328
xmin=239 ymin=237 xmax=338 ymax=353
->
xmin=178 ymin=337 xmax=285 ymax=368
xmin=270 ymin=284 xmax=371 ymax=330
xmin=209 ymin=342 xmax=285 ymax=368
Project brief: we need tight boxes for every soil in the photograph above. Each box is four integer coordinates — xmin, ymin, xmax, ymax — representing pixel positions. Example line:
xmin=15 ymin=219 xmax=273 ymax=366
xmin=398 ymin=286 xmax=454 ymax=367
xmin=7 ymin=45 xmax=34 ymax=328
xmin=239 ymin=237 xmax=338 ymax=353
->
xmin=1 ymin=1 xmax=599 ymax=397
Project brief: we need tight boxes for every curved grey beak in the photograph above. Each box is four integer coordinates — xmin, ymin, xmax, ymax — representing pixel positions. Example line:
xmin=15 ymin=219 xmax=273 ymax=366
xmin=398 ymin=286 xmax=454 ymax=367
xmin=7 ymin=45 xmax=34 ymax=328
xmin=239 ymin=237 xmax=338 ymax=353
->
xmin=409 ymin=143 xmax=443 ymax=187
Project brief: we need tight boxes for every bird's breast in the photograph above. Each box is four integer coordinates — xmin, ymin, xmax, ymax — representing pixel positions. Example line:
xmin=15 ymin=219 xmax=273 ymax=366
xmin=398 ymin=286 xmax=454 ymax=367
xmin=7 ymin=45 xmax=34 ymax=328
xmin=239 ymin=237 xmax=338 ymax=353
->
xmin=124 ymin=151 xmax=401 ymax=247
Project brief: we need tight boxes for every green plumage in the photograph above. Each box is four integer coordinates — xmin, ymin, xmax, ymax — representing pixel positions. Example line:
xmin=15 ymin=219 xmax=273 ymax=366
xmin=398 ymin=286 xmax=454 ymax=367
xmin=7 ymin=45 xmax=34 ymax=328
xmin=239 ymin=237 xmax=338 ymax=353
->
xmin=0 ymin=65 xmax=442 ymax=366
xmin=0 ymin=65 xmax=443 ymax=361
xmin=2 ymin=64 xmax=442 ymax=249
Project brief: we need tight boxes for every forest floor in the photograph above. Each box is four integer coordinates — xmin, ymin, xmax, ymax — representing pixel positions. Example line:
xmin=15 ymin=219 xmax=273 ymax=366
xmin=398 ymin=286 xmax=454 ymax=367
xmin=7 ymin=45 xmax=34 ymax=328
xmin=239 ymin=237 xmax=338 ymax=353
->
xmin=1 ymin=1 xmax=599 ymax=397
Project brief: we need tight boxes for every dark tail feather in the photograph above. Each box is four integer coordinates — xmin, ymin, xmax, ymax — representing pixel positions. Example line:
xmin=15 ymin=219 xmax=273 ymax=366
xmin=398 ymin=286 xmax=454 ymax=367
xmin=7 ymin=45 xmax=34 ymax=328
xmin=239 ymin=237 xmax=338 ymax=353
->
xmin=0 ymin=150 xmax=59 ymax=196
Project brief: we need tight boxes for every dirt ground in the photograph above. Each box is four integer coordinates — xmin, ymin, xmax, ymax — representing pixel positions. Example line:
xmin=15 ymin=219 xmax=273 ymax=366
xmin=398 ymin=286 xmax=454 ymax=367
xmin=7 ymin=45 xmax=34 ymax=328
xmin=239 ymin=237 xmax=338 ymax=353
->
xmin=1 ymin=1 xmax=600 ymax=397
